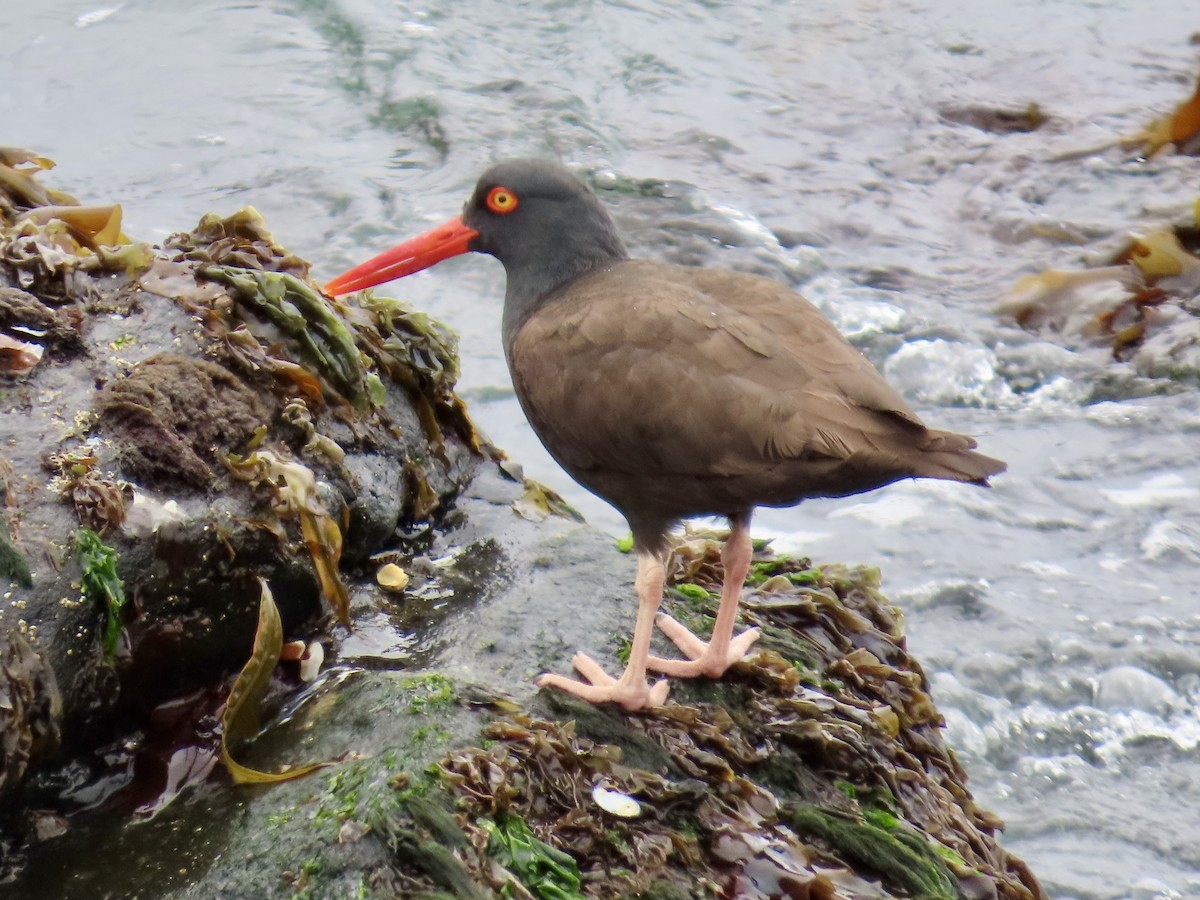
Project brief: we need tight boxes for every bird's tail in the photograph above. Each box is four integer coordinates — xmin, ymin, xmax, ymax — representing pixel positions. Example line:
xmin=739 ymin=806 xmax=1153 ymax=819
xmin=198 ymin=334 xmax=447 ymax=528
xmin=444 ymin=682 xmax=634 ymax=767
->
xmin=915 ymin=429 xmax=1007 ymax=486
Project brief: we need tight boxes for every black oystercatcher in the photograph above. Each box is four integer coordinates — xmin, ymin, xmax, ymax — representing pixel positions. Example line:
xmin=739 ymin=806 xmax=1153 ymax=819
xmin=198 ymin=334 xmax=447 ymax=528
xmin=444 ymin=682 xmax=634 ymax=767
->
xmin=326 ymin=159 xmax=1005 ymax=711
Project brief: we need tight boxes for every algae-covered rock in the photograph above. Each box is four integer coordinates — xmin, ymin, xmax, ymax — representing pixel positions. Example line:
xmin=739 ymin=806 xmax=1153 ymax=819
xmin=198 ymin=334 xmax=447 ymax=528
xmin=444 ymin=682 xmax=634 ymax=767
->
xmin=196 ymin=509 xmax=1038 ymax=898
xmin=15 ymin=478 xmax=1042 ymax=897
xmin=0 ymin=152 xmax=480 ymax=811
xmin=7 ymin=474 xmax=1044 ymax=897
xmin=93 ymin=353 xmax=270 ymax=490
xmin=0 ymin=630 xmax=61 ymax=797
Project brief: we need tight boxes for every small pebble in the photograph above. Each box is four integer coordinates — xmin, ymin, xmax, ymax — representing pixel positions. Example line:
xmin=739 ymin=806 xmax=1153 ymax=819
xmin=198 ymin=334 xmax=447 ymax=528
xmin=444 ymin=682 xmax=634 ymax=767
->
xmin=377 ymin=563 xmax=410 ymax=592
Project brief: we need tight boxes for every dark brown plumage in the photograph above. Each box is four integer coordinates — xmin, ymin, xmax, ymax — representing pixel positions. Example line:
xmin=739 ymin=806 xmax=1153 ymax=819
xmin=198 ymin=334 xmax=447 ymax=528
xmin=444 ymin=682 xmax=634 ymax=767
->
xmin=327 ymin=158 xmax=1005 ymax=710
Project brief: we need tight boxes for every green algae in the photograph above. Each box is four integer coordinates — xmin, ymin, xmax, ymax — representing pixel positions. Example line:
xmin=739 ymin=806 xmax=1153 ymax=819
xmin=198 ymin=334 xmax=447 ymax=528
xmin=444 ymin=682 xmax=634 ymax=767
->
xmin=401 ymin=673 xmax=456 ymax=714
xmin=540 ymin=691 xmax=677 ymax=776
xmin=484 ymin=812 xmax=584 ymax=899
xmin=198 ymin=266 xmax=369 ymax=407
xmin=373 ymin=787 xmax=487 ymax=899
xmin=75 ymin=528 xmax=125 ymax=658
xmin=789 ymin=806 xmax=958 ymax=900
xmin=612 ymin=631 xmax=633 ymax=665
xmin=357 ymin=291 xmax=460 ymax=404
xmin=313 ymin=758 xmax=392 ymax=833
xmin=323 ymin=758 xmax=489 ymax=898
xmin=671 ymin=582 xmax=711 ymax=605
xmin=864 ymin=806 xmax=901 ymax=830
xmin=0 ymin=529 xmax=31 ymax=588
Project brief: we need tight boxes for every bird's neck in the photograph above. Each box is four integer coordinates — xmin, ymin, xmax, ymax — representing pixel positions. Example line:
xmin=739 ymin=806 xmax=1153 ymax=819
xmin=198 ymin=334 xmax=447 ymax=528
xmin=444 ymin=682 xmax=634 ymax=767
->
xmin=500 ymin=223 xmax=628 ymax=350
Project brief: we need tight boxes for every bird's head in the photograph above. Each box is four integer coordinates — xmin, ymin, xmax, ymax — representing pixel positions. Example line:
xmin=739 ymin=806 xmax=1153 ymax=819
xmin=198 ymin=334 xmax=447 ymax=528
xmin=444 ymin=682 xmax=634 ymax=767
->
xmin=325 ymin=158 xmax=626 ymax=302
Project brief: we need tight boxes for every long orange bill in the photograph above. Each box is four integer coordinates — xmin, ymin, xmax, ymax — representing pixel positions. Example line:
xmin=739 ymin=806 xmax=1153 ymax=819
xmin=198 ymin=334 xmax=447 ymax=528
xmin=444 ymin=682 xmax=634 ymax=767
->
xmin=324 ymin=216 xmax=479 ymax=296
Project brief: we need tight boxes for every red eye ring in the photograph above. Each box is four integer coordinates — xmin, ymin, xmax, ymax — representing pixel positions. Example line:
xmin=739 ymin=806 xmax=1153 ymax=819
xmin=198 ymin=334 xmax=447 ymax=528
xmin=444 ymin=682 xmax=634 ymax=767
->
xmin=485 ymin=185 xmax=518 ymax=215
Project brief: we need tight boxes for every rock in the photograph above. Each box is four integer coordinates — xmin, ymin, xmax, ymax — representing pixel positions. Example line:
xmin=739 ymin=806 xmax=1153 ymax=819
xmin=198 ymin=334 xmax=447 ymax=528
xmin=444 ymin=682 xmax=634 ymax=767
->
xmin=94 ymin=353 xmax=271 ymax=490
xmin=0 ymin=163 xmax=480 ymax=805
xmin=1092 ymin=665 xmax=1181 ymax=715
xmin=9 ymin=472 xmax=1045 ymax=897
xmin=0 ymin=631 xmax=61 ymax=796
xmin=939 ymin=103 xmax=1049 ymax=134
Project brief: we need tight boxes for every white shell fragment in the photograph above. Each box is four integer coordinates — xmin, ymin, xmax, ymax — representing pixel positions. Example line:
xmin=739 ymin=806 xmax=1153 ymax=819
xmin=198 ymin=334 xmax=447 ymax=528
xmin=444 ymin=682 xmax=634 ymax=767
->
xmin=120 ymin=492 xmax=186 ymax=539
xmin=298 ymin=641 xmax=324 ymax=683
xmin=376 ymin=563 xmax=410 ymax=592
xmin=592 ymin=784 xmax=641 ymax=818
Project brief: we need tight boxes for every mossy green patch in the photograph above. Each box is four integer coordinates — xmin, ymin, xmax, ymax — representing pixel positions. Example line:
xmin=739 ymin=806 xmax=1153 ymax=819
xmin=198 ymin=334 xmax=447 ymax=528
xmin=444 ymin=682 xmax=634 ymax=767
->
xmin=401 ymin=673 xmax=455 ymax=714
xmin=410 ymin=724 xmax=453 ymax=747
xmin=76 ymin=527 xmax=126 ymax=658
xmin=0 ymin=529 xmax=31 ymax=588
xmin=754 ymin=621 xmax=819 ymax=673
xmin=864 ymin=806 xmax=900 ymax=830
xmin=671 ymin=675 xmax=754 ymax=717
xmin=745 ymin=553 xmax=817 ymax=586
xmin=370 ymin=777 xmax=486 ymax=899
xmin=660 ymin=596 xmax=712 ymax=636
xmin=786 ymin=566 xmax=823 ymax=585
xmin=306 ymin=752 xmax=486 ymax=897
xmin=313 ymin=759 xmax=386 ymax=831
xmin=789 ymin=806 xmax=959 ymax=900
xmin=672 ymin=582 xmax=712 ymax=605
xmin=751 ymin=747 xmax=838 ymax=805
xmin=612 ymin=632 xmax=632 ymax=665
xmin=540 ymin=692 xmax=677 ymax=775
xmin=933 ymin=842 xmax=970 ymax=868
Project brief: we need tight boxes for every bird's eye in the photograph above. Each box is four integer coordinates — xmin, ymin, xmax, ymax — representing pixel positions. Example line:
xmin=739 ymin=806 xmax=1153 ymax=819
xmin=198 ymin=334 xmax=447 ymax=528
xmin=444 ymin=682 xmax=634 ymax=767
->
xmin=485 ymin=186 xmax=519 ymax=215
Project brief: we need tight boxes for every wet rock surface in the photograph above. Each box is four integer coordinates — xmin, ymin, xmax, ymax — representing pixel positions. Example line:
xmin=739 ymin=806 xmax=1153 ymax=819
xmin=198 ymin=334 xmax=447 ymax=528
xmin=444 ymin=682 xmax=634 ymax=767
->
xmin=0 ymin=155 xmax=478 ymax=816
xmin=93 ymin=353 xmax=270 ymax=490
xmin=11 ymin=473 xmax=1043 ymax=898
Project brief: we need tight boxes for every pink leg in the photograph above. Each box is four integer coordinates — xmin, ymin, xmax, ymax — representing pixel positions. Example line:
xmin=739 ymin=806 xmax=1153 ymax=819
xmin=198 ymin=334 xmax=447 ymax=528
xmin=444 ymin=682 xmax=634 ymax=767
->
xmin=535 ymin=548 xmax=671 ymax=711
xmin=648 ymin=516 xmax=760 ymax=679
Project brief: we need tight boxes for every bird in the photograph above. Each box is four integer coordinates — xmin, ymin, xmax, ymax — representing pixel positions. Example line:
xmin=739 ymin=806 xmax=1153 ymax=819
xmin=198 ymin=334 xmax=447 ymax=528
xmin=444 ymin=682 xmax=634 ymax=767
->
xmin=325 ymin=158 xmax=1006 ymax=711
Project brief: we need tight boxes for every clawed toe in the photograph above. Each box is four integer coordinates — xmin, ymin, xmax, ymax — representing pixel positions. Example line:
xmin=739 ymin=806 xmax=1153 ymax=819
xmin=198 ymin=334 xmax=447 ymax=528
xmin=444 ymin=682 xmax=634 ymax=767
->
xmin=536 ymin=653 xmax=669 ymax=711
xmin=647 ymin=613 xmax=760 ymax=678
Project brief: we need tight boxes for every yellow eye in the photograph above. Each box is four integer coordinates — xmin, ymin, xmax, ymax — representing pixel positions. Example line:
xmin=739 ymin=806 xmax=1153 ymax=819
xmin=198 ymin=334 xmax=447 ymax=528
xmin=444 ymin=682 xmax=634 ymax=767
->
xmin=485 ymin=186 xmax=518 ymax=215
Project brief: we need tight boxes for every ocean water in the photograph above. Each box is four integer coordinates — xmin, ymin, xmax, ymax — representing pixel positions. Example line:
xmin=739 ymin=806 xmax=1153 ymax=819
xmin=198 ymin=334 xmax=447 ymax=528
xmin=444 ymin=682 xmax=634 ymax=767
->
xmin=5 ymin=1 xmax=1200 ymax=895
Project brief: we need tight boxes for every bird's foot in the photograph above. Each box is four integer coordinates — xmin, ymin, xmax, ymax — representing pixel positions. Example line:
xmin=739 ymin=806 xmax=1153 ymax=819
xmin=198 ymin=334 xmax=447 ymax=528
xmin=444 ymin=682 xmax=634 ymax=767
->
xmin=647 ymin=614 xmax=761 ymax=678
xmin=535 ymin=652 xmax=670 ymax=711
